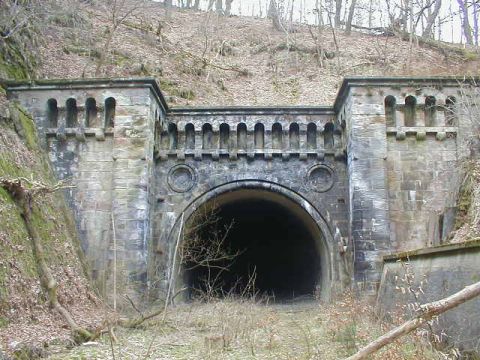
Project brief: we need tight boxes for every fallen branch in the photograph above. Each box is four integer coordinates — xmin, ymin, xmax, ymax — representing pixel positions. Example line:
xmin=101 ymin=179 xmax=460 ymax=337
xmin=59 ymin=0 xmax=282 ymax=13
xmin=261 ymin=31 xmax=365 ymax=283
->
xmin=178 ymin=48 xmax=251 ymax=76
xmin=394 ymin=30 xmax=468 ymax=58
xmin=345 ymin=281 xmax=480 ymax=360
xmin=0 ymin=177 xmax=94 ymax=343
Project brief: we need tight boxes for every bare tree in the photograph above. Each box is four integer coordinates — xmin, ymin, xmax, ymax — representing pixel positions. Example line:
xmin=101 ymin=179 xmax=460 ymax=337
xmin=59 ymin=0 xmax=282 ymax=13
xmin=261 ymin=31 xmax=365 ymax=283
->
xmin=422 ymin=0 xmax=442 ymax=38
xmin=225 ymin=0 xmax=234 ymax=16
xmin=457 ymin=0 xmax=474 ymax=45
xmin=95 ymin=0 xmax=152 ymax=76
xmin=180 ymin=205 xmax=242 ymax=299
xmin=345 ymin=0 xmax=358 ymax=35
xmin=268 ymin=0 xmax=284 ymax=31
xmin=334 ymin=0 xmax=342 ymax=28
xmin=215 ymin=0 xmax=224 ymax=14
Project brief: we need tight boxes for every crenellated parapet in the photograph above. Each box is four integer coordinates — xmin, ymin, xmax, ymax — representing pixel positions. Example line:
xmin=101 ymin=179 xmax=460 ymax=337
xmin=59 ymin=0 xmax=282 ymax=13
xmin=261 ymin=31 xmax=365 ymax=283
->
xmin=383 ymin=93 xmax=458 ymax=140
xmin=155 ymin=107 xmax=345 ymax=161
xmin=4 ymin=76 xmax=477 ymax=305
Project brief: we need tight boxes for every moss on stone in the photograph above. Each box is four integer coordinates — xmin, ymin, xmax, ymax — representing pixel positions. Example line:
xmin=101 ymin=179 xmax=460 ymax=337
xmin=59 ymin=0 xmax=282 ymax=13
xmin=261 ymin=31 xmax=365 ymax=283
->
xmin=13 ymin=104 xmax=38 ymax=150
xmin=455 ymin=164 xmax=476 ymax=230
xmin=0 ymin=101 xmax=92 ymax=322
xmin=0 ymin=37 xmax=36 ymax=80
xmin=0 ymin=155 xmax=24 ymax=177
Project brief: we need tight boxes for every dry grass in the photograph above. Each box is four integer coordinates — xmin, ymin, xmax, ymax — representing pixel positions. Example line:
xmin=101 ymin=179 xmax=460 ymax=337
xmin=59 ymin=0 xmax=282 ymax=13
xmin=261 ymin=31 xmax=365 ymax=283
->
xmin=46 ymin=295 xmax=441 ymax=360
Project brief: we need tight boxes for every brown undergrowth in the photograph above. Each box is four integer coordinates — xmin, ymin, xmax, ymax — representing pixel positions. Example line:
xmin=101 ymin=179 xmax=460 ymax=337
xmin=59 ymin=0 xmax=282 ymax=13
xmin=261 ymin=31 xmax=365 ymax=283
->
xmin=47 ymin=293 xmax=442 ymax=360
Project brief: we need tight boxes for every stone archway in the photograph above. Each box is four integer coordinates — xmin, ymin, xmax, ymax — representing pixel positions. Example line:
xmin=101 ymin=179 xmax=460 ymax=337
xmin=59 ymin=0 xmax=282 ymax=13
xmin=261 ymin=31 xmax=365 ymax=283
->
xmin=168 ymin=180 xmax=335 ymax=301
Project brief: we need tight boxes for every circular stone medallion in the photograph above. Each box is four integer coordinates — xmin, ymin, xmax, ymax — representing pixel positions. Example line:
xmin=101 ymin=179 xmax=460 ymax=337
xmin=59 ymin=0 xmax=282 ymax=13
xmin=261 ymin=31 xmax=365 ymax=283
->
xmin=306 ymin=164 xmax=334 ymax=192
xmin=168 ymin=164 xmax=196 ymax=193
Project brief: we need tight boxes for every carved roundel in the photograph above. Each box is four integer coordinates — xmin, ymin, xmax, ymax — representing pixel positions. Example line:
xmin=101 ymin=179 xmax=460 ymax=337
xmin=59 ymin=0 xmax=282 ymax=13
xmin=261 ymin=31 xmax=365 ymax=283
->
xmin=306 ymin=164 xmax=334 ymax=193
xmin=167 ymin=164 xmax=197 ymax=193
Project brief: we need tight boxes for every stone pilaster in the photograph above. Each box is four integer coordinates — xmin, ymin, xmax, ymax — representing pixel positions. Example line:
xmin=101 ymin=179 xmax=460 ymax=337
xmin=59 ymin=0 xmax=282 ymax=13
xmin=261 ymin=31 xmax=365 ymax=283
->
xmin=346 ymin=88 xmax=391 ymax=294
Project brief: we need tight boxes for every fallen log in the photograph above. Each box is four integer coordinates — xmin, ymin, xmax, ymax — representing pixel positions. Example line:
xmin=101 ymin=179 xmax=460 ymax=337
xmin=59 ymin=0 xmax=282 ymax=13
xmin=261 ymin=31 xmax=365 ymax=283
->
xmin=345 ymin=281 xmax=480 ymax=360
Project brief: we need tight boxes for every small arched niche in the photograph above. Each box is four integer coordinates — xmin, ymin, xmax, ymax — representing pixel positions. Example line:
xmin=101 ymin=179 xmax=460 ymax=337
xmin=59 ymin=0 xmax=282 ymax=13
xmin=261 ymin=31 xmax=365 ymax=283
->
xmin=185 ymin=123 xmax=195 ymax=150
xmin=46 ymin=99 xmax=58 ymax=128
xmin=307 ymin=123 xmax=317 ymax=150
xmin=202 ymin=123 xmax=213 ymax=149
xmin=445 ymin=96 xmax=457 ymax=126
xmin=254 ymin=123 xmax=265 ymax=149
xmin=424 ymin=96 xmax=436 ymax=126
xmin=272 ymin=123 xmax=283 ymax=150
xmin=289 ymin=123 xmax=300 ymax=150
xmin=404 ymin=96 xmax=417 ymax=127
xmin=66 ymin=98 xmax=78 ymax=128
xmin=219 ymin=123 xmax=230 ymax=150
xmin=384 ymin=96 xmax=396 ymax=127
xmin=105 ymin=97 xmax=116 ymax=128
xmin=237 ymin=123 xmax=247 ymax=150
xmin=160 ymin=129 xmax=170 ymax=150
xmin=168 ymin=123 xmax=178 ymax=150
xmin=323 ymin=123 xmax=334 ymax=150
xmin=85 ymin=98 xmax=98 ymax=127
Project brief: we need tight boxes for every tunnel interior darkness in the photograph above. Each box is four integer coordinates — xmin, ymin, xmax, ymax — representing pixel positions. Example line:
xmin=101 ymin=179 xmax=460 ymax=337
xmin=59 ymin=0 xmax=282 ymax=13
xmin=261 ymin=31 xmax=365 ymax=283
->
xmin=182 ymin=189 xmax=323 ymax=300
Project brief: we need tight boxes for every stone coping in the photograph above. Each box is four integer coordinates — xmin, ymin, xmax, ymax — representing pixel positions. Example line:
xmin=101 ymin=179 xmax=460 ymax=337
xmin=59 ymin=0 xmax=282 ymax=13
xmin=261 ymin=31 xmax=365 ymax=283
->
xmin=168 ymin=106 xmax=335 ymax=116
xmin=4 ymin=76 xmax=478 ymax=115
xmin=333 ymin=76 xmax=480 ymax=112
xmin=383 ymin=239 xmax=480 ymax=262
xmin=3 ymin=77 xmax=169 ymax=113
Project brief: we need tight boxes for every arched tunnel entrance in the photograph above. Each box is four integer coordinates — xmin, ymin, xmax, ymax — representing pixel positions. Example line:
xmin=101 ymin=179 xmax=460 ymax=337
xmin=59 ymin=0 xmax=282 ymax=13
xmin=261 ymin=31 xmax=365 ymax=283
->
xmin=179 ymin=187 xmax=330 ymax=300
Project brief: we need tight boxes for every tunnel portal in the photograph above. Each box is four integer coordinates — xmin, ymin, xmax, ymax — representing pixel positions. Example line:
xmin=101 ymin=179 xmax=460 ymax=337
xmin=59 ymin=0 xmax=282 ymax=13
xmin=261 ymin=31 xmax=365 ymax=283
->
xmin=182 ymin=189 xmax=324 ymax=300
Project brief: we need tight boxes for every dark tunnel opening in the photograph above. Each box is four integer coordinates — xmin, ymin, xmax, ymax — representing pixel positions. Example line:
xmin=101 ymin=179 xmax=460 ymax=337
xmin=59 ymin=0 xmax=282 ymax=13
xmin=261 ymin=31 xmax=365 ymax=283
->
xmin=182 ymin=190 xmax=323 ymax=300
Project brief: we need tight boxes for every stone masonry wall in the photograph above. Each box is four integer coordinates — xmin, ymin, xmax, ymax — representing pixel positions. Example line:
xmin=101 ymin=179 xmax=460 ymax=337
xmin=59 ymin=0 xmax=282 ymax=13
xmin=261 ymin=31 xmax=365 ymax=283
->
xmin=150 ymin=109 xmax=350 ymax=299
xmin=383 ymin=86 xmax=460 ymax=251
xmin=377 ymin=241 xmax=480 ymax=353
xmin=6 ymin=77 xmax=475 ymax=305
xmin=344 ymin=86 xmax=392 ymax=294
xmin=7 ymin=81 xmax=167 ymax=308
xmin=341 ymin=79 xmax=465 ymax=293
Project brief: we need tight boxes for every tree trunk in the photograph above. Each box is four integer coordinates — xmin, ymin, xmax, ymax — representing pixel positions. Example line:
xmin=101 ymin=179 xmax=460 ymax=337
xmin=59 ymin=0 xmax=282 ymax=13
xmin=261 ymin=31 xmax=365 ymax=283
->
xmin=457 ymin=0 xmax=473 ymax=45
xmin=208 ymin=0 xmax=215 ymax=11
xmin=215 ymin=0 xmax=223 ymax=15
xmin=400 ymin=0 xmax=409 ymax=32
xmin=334 ymin=0 xmax=342 ymax=28
xmin=368 ymin=0 xmax=373 ymax=28
xmin=423 ymin=0 xmax=442 ymax=38
xmin=474 ymin=1 xmax=480 ymax=46
xmin=345 ymin=0 xmax=357 ymax=35
xmin=268 ymin=0 xmax=284 ymax=32
xmin=225 ymin=0 xmax=233 ymax=16
xmin=345 ymin=281 xmax=480 ymax=360
xmin=193 ymin=0 xmax=200 ymax=10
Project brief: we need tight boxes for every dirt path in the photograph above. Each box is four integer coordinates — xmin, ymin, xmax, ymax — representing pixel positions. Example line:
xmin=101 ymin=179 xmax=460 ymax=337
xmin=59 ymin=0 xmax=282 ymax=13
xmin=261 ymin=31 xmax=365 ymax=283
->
xmin=47 ymin=298 xmax=439 ymax=360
